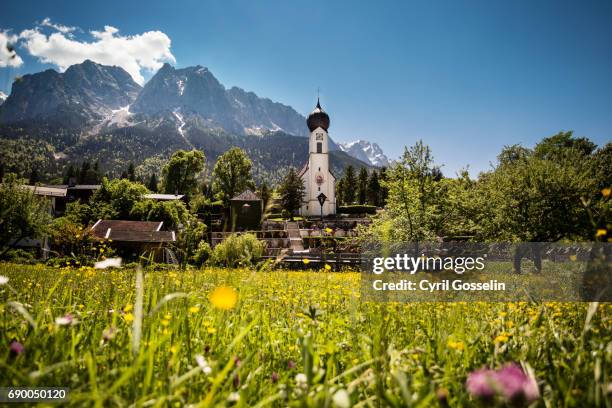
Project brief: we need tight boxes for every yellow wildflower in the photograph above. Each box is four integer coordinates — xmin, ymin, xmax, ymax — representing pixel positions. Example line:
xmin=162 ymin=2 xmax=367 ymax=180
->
xmin=189 ymin=306 xmax=200 ymax=314
xmin=494 ymin=334 xmax=509 ymax=344
xmin=302 ymin=258 xmax=310 ymax=265
xmin=209 ymin=286 xmax=238 ymax=310
xmin=123 ymin=313 xmax=134 ymax=323
xmin=447 ymin=340 xmax=465 ymax=351
xmin=324 ymin=264 xmax=332 ymax=271
xmin=596 ymin=229 xmax=607 ymax=238
xmin=602 ymin=187 xmax=611 ymax=198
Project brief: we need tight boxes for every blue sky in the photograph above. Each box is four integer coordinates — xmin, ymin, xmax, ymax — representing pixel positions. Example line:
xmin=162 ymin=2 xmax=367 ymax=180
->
xmin=1 ymin=0 xmax=611 ymax=175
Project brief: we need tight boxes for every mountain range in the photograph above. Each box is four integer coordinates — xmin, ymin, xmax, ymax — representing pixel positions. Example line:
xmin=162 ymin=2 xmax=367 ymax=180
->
xmin=338 ymin=140 xmax=390 ymax=167
xmin=0 ymin=60 xmax=387 ymax=183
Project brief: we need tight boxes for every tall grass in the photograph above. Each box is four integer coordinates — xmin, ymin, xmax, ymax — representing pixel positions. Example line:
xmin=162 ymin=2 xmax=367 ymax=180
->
xmin=0 ymin=263 xmax=610 ymax=407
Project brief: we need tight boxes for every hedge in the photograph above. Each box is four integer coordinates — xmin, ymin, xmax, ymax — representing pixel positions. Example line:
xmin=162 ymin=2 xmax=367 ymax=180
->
xmin=337 ymin=205 xmax=377 ymax=215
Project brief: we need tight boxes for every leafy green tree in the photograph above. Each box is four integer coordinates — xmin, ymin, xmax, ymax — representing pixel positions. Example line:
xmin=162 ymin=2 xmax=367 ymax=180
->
xmin=592 ymin=142 xmax=612 ymax=191
xmin=534 ymin=131 xmax=596 ymax=161
xmin=278 ymin=167 xmax=305 ymax=220
xmin=212 ymin=147 xmax=254 ymax=205
xmin=130 ymin=200 xmax=189 ymax=229
xmin=366 ymin=170 xmax=381 ymax=206
xmin=161 ymin=150 xmax=206 ymax=197
xmin=147 ymin=173 xmax=159 ymax=192
xmin=210 ymin=233 xmax=265 ymax=268
xmin=0 ymin=176 xmax=52 ymax=255
xmin=357 ymin=167 xmax=369 ymax=204
xmin=90 ymin=178 xmax=148 ymax=220
xmin=342 ymin=165 xmax=357 ymax=204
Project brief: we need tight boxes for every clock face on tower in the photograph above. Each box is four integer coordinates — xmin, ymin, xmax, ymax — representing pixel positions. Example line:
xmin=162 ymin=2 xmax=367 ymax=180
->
xmin=315 ymin=133 xmax=324 ymax=141
xmin=315 ymin=174 xmax=324 ymax=185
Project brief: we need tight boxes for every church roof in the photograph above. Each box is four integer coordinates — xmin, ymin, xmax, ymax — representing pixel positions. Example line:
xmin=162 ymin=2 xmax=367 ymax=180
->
xmin=306 ymin=98 xmax=330 ymax=132
xmin=231 ymin=189 xmax=260 ymax=201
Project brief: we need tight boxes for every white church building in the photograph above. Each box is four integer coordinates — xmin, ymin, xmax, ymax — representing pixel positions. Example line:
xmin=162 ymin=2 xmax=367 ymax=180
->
xmin=299 ymin=99 xmax=336 ymax=217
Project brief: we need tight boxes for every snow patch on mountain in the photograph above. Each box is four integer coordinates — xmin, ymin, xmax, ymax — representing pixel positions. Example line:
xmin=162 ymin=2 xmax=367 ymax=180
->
xmin=0 ymin=91 xmax=8 ymax=105
xmin=338 ymin=140 xmax=390 ymax=167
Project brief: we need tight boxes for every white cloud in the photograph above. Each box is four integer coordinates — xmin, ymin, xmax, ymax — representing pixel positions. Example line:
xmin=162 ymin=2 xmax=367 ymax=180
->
xmin=39 ymin=17 xmax=76 ymax=35
xmin=18 ymin=23 xmax=175 ymax=85
xmin=0 ymin=31 xmax=23 ymax=68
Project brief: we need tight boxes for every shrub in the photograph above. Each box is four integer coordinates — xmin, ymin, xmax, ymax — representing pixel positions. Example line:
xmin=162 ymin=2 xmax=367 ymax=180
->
xmin=210 ymin=233 xmax=265 ymax=268
xmin=192 ymin=241 xmax=212 ymax=266
xmin=337 ymin=205 xmax=377 ymax=215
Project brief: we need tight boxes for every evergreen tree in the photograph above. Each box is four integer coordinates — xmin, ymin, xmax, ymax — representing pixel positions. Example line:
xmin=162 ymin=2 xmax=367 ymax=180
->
xmin=29 ymin=167 xmax=39 ymax=184
xmin=342 ymin=165 xmax=357 ymax=204
xmin=127 ymin=162 xmax=136 ymax=182
xmin=336 ymin=177 xmax=345 ymax=205
xmin=278 ymin=167 xmax=305 ymax=221
xmin=120 ymin=171 xmax=129 ymax=180
xmin=147 ymin=173 xmax=159 ymax=192
xmin=63 ymin=165 xmax=76 ymax=184
xmin=379 ymin=167 xmax=389 ymax=206
xmin=78 ymin=161 xmax=91 ymax=184
xmin=258 ymin=181 xmax=271 ymax=211
xmin=367 ymin=170 xmax=381 ymax=206
xmin=357 ymin=167 xmax=369 ymax=204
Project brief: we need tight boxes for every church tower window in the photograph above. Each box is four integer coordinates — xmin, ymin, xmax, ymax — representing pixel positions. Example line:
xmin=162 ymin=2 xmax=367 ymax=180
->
xmin=317 ymin=143 xmax=322 ymax=153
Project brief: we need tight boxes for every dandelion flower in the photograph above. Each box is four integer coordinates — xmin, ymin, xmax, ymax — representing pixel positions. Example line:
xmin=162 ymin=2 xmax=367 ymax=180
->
xmin=325 ymin=227 xmax=333 ymax=234
xmin=324 ymin=264 xmax=332 ymax=271
xmin=596 ymin=229 xmax=607 ymax=238
xmin=602 ymin=187 xmax=611 ymax=198
xmin=209 ymin=286 xmax=238 ymax=310
xmin=302 ymin=258 xmax=310 ymax=265
xmin=123 ymin=313 xmax=134 ymax=323
xmin=494 ymin=334 xmax=509 ymax=344
xmin=189 ymin=306 xmax=200 ymax=314
xmin=447 ymin=340 xmax=465 ymax=351
xmin=0 ymin=275 xmax=8 ymax=285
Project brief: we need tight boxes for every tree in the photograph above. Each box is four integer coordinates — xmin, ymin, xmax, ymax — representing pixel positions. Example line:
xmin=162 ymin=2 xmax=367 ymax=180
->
xmin=161 ymin=150 xmax=206 ymax=197
xmin=63 ymin=164 xmax=76 ymax=184
xmin=378 ymin=167 xmax=389 ymax=206
xmin=90 ymin=178 xmax=148 ymax=220
xmin=147 ymin=173 xmax=159 ymax=192
xmin=78 ymin=161 xmax=100 ymax=184
xmin=127 ymin=162 xmax=136 ymax=182
xmin=130 ymin=199 xmax=189 ymax=229
xmin=278 ymin=167 xmax=305 ymax=220
xmin=212 ymin=147 xmax=254 ymax=205
xmin=357 ymin=167 xmax=369 ymax=204
xmin=0 ymin=176 xmax=52 ymax=255
xmin=28 ymin=167 xmax=39 ymax=184
xmin=342 ymin=165 xmax=357 ymax=204
xmin=366 ymin=170 xmax=381 ymax=206
xmin=258 ymin=181 xmax=271 ymax=211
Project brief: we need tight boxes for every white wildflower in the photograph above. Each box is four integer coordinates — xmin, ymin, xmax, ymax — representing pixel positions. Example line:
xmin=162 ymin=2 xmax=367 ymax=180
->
xmin=333 ymin=389 xmax=350 ymax=408
xmin=94 ymin=257 xmax=122 ymax=269
xmin=195 ymin=354 xmax=212 ymax=375
xmin=0 ymin=275 xmax=8 ymax=285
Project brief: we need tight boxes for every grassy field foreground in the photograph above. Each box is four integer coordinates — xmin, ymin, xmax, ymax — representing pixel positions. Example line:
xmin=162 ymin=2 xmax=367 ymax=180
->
xmin=0 ymin=263 xmax=610 ymax=407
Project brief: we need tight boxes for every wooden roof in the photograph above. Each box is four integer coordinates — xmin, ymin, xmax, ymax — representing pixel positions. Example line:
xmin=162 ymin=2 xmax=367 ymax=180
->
xmin=231 ymin=189 xmax=260 ymax=201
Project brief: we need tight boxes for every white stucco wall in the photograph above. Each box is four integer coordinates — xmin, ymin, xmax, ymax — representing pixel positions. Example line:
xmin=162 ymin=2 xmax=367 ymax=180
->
xmin=300 ymin=126 xmax=336 ymax=217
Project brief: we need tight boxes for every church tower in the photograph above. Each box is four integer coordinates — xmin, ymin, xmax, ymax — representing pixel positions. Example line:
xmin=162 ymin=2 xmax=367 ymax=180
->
xmin=299 ymin=98 xmax=336 ymax=217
